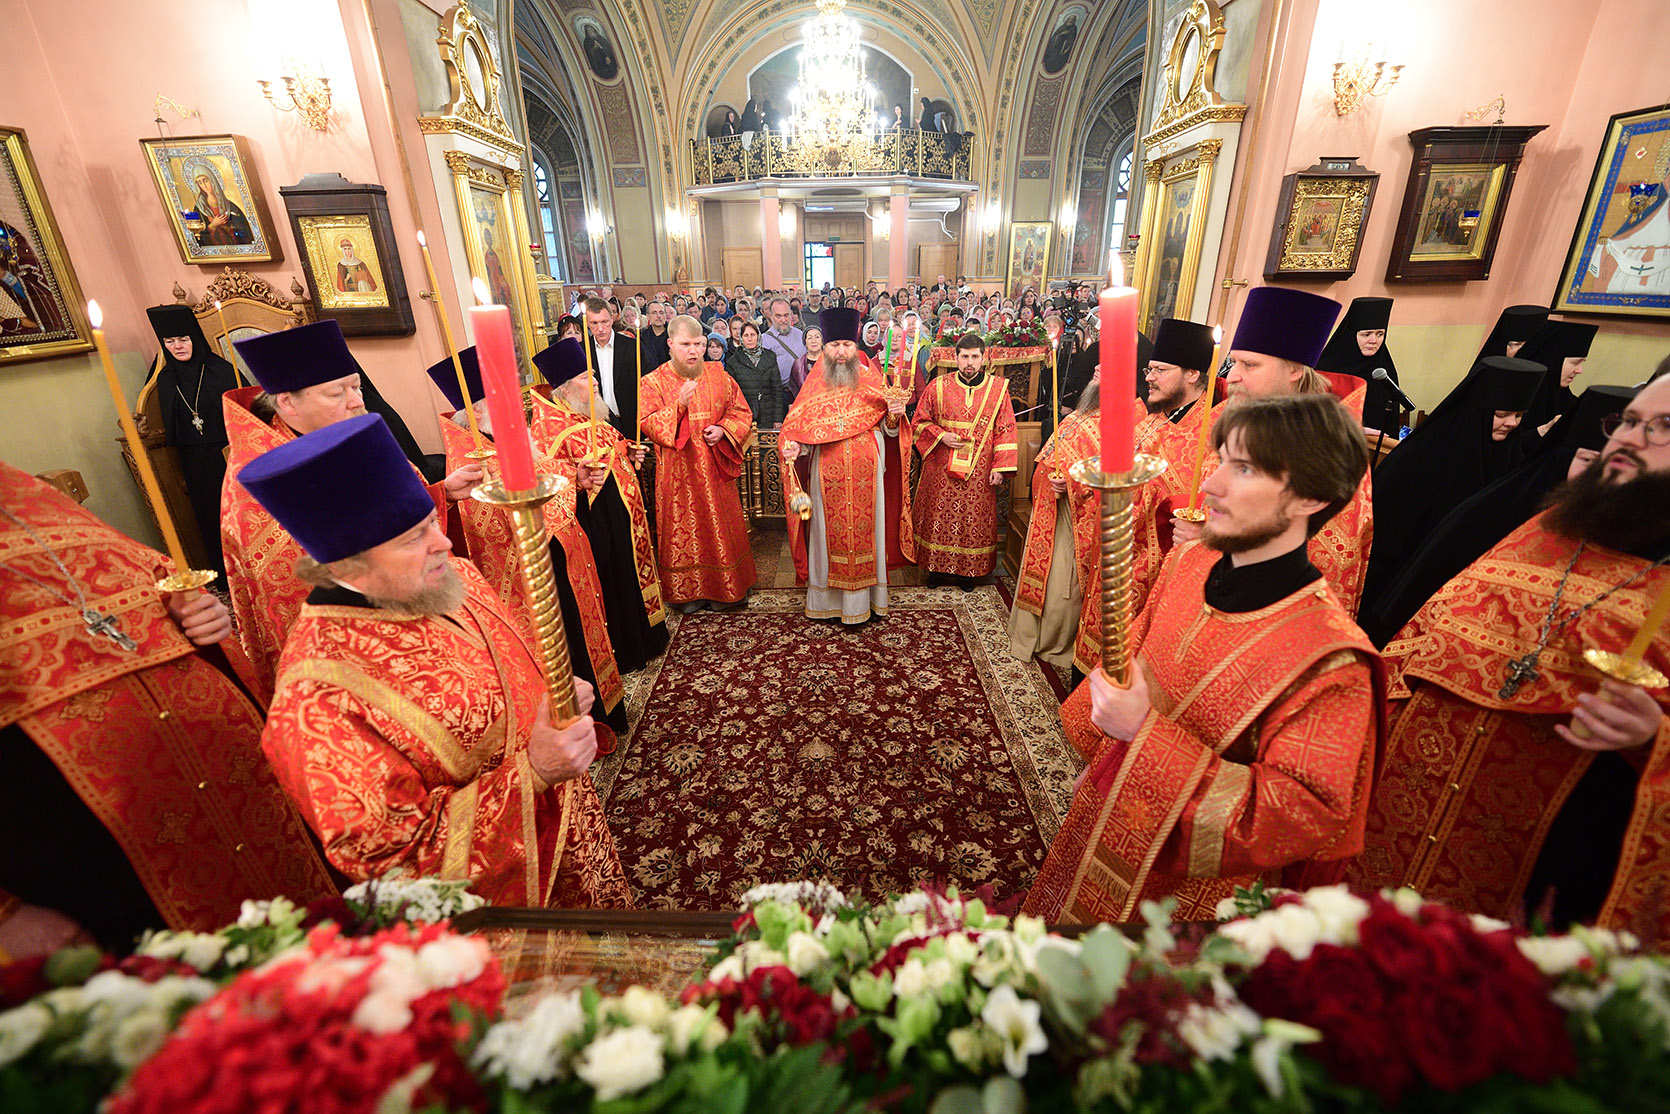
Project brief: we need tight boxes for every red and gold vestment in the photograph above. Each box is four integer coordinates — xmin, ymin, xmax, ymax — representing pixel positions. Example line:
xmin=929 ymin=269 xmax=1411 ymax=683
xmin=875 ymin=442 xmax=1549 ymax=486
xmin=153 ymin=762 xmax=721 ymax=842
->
xmin=529 ymin=392 xmax=665 ymax=627
xmin=912 ymin=371 xmax=1019 ymax=576
xmin=638 ymin=363 xmax=756 ymax=605
xmin=221 ymin=386 xmax=445 ymax=704
xmin=0 ymin=463 xmax=335 ymax=930
xmin=263 ymin=557 xmax=632 ymax=909
xmin=1351 ymin=516 xmax=1670 ymax=938
xmin=1012 ymin=411 xmax=1101 ymax=621
xmin=437 ymin=417 xmax=623 ymax=724
xmin=1027 ymin=542 xmax=1384 ymax=923
xmin=777 ymin=363 xmax=916 ymax=588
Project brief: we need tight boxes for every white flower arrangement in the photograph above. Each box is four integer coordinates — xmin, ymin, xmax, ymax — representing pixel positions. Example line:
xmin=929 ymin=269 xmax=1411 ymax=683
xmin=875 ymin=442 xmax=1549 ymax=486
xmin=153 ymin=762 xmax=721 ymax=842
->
xmin=0 ymin=970 xmax=216 ymax=1074
xmin=343 ymin=876 xmax=486 ymax=924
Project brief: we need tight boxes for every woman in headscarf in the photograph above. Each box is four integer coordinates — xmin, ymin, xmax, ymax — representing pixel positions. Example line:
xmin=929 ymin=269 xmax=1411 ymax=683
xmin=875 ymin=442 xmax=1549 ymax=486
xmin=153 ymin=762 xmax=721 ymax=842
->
xmin=1519 ymin=320 xmax=1599 ymax=438
xmin=859 ymin=320 xmax=882 ymax=360
xmin=1315 ymin=296 xmax=1402 ymax=435
xmin=705 ymin=333 xmax=728 ymax=364
xmin=144 ymin=304 xmax=240 ymax=582
xmin=1359 ymin=355 xmax=1546 ymax=624
xmin=722 ymin=319 xmax=784 ymax=427
xmin=1359 ymin=383 xmax=1636 ymax=647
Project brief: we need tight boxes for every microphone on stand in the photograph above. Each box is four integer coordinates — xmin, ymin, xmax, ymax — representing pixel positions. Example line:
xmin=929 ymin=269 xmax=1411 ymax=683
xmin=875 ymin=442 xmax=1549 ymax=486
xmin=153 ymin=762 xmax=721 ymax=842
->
xmin=1371 ymin=367 xmax=1417 ymax=413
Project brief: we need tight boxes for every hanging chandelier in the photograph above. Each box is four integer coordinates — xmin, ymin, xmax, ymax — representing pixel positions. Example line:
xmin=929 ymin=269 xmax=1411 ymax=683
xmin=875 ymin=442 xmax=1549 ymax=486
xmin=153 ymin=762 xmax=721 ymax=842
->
xmin=787 ymin=0 xmax=878 ymax=146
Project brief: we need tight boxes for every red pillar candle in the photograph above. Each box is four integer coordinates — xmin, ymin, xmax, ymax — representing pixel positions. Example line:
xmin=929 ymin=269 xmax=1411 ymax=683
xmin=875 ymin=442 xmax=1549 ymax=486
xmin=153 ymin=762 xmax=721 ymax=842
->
xmin=1098 ymin=254 xmax=1139 ymax=474
xmin=470 ymin=279 xmax=537 ymax=492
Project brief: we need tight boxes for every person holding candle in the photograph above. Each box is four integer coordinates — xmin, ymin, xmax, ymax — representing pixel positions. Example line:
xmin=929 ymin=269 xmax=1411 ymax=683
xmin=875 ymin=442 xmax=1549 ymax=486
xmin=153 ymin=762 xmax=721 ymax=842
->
xmin=778 ymin=307 xmax=916 ymax=624
xmin=0 ymin=460 xmax=336 ymax=953
xmin=220 ymin=320 xmax=482 ymax=704
xmin=911 ymin=334 xmax=1019 ymax=588
xmin=244 ymin=413 xmax=631 ymax=909
xmin=1025 ymin=393 xmax=1380 ymax=924
xmin=1352 ymin=374 xmax=1670 ymax=937
xmin=428 ymin=347 xmax=629 ymax=736
xmin=638 ymin=315 xmax=757 ymax=612
xmin=530 ymin=337 xmax=669 ymax=673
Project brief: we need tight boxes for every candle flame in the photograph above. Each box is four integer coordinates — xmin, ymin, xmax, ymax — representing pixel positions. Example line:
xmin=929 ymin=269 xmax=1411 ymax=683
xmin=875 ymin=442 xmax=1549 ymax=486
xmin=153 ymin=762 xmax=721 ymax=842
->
xmin=471 ymin=276 xmax=492 ymax=305
xmin=1212 ymin=324 xmax=1223 ymax=343
xmin=1109 ymin=251 xmax=1123 ymax=288
xmin=416 ymin=229 xmax=427 ymax=247
xmin=214 ymin=299 xmax=223 ymax=311
xmin=87 ymin=300 xmax=102 ymax=329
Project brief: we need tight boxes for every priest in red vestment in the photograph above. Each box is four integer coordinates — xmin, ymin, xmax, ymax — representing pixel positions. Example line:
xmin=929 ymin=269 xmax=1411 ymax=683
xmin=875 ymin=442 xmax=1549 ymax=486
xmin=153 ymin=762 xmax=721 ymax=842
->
xmin=221 ymin=320 xmax=478 ymax=704
xmin=428 ymin=346 xmax=627 ymax=736
xmin=242 ymin=415 xmax=630 ymax=909
xmin=530 ymin=339 xmax=669 ymax=672
xmin=1009 ymin=374 xmax=1102 ymax=667
xmin=778 ymin=306 xmax=916 ymax=624
xmin=0 ymin=462 xmax=334 ymax=952
xmin=1352 ymin=376 xmax=1670 ymax=938
xmin=638 ymin=315 xmax=756 ymax=612
xmin=912 ymin=333 xmax=1018 ymax=585
xmin=1026 ymin=394 xmax=1382 ymax=923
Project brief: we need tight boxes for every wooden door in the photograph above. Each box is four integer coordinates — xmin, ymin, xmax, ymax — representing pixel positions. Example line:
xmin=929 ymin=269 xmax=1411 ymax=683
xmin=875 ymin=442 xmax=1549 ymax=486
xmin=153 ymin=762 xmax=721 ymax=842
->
xmin=918 ymin=243 xmax=958 ymax=282
xmin=723 ymin=248 xmax=763 ymax=291
xmin=834 ymin=243 xmax=864 ymax=288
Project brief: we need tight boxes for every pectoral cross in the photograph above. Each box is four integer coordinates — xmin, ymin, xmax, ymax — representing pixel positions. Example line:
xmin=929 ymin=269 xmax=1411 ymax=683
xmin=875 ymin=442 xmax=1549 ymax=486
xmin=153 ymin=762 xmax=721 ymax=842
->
xmin=82 ymin=607 xmax=139 ymax=652
xmin=1498 ymin=653 xmax=1540 ymax=700
xmin=191 ymin=413 xmax=205 ymax=434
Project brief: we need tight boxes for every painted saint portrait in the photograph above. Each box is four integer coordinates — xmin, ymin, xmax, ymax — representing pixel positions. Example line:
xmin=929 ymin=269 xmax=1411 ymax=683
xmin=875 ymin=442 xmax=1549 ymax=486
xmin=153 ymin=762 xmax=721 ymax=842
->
xmin=576 ymin=17 xmax=619 ymax=82
xmin=1042 ymin=11 xmax=1083 ymax=75
xmin=1005 ymin=222 xmax=1051 ymax=301
xmin=1552 ymin=105 xmax=1670 ymax=319
xmin=141 ymin=135 xmax=278 ymax=264
xmin=1152 ymin=177 xmax=1197 ymax=321
xmin=1296 ymin=197 xmax=1341 ymax=252
xmin=295 ymin=214 xmax=389 ymax=312
xmin=0 ymin=127 xmax=92 ymax=363
xmin=1411 ymin=164 xmax=1503 ymax=259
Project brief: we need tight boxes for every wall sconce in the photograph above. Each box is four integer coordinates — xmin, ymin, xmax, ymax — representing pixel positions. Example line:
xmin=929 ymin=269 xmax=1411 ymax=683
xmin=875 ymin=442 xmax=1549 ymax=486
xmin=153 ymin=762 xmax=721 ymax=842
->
xmin=665 ymin=209 xmax=688 ymax=240
xmin=258 ymin=65 xmax=333 ymax=131
xmin=1332 ymin=49 xmax=1403 ymax=116
xmin=1057 ymin=202 xmax=1076 ymax=234
xmin=778 ymin=207 xmax=796 ymax=238
xmin=587 ymin=212 xmax=613 ymax=240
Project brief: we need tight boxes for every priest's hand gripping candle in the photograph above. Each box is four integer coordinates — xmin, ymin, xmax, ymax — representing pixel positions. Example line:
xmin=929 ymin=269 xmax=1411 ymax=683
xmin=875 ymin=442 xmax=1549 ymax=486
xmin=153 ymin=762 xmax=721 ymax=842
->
xmin=417 ymin=231 xmax=487 ymax=454
xmin=1098 ymin=255 xmax=1138 ymax=475
xmin=1184 ymin=325 xmax=1224 ymax=512
xmin=470 ymin=278 xmax=537 ymax=492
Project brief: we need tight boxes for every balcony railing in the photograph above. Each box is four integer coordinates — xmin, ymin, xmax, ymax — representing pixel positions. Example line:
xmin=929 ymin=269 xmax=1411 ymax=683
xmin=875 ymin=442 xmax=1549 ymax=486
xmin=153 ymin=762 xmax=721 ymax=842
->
xmin=690 ymin=128 xmax=975 ymax=186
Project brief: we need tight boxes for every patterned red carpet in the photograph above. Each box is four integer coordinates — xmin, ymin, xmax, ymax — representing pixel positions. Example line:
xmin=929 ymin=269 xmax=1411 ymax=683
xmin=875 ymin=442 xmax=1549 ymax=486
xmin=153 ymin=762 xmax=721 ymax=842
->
xmin=598 ymin=586 xmax=1077 ymax=910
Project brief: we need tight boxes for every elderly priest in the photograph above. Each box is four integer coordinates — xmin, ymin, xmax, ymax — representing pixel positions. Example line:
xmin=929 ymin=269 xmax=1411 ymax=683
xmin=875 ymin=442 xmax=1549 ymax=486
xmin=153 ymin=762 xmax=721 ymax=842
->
xmin=241 ymin=414 xmax=631 ymax=909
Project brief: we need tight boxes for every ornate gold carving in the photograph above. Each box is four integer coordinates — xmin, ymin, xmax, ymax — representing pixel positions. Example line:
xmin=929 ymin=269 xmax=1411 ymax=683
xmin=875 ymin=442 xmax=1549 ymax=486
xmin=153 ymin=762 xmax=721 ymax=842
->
xmin=1272 ymin=177 xmax=1374 ymax=273
xmin=504 ymin=168 xmax=524 ymax=190
xmin=688 ymin=128 xmax=973 ymax=186
xmin=1144 ymin=157 xmax=1166 ymax=184
xmin=193 ymin=268 xmax=302 ymax=315
xmin=443 ymin=149 xmax=473 ymax=175
xmin=1144 ymin=103 xmax=1247 ymax=149
xmin=1153 ymin=0 xmax=1227 ymax=131
xmin=422 ymin=4 xmax=519 ymax=154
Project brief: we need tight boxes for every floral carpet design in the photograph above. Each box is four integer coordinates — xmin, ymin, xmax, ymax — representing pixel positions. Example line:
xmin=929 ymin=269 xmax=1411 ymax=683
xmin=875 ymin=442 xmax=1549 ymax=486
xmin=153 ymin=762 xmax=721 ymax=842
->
xmin=600 ymin=586 xmax=1078 ymax=910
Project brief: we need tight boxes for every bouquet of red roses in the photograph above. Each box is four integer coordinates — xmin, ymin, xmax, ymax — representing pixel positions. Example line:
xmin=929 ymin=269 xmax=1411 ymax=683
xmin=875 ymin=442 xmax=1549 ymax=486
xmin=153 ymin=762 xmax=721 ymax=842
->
xmin=983 ymin=319 xmax=1049 ymax=349
xmin=105 ymin=921 xmax=504 ymax=1114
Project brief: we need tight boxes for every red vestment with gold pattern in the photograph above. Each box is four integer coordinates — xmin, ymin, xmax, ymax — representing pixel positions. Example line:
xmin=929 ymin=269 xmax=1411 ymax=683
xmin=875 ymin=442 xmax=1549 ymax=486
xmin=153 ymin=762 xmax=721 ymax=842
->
xmin=777 ymin=363 xmax=916 ymax=590
xmin=1350 ymin=516 xmax=1670 ymax=938
xmin=529 ymin=392 xmax=666 ymax=627
xmin=1012 ymin=410 xmax=1101 ymax=622
xmin=1027 ymin=542 xmax=1385 ymax=923
xmin=912 ymin=371 xmax=1019 ymax=576
xmin=263 ymin=557 xmax=631 ymax=908
xmin=638 ymin=363 xmax=756 ymax=605
xmin=220 ymin=386 xmax=446 ymax=705
xmin=0 ymin=463 xmax=335 ymax=931
xmin=437 ymin=417 xmax=623 ymax=727
xmin=1074 ymin=392 xmax=1375 ymax=673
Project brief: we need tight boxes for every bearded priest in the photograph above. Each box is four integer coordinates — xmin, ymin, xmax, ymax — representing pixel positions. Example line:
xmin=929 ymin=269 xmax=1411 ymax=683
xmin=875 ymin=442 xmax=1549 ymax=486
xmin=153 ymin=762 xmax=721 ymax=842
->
xmin=1025 ymin=394 xmax=1381 ymax=924
xmin=221 ymin=320 xmax=481 ymax=704
xmin=1351 ymin=374 xmax=1670 ymax=939
xmin=912 ymin=333 xmax=1019 ymax=587
xmin=243 ymin=414 xmax=631 ymax=908
xmin=778 ymin=306 xmax=916 ymax=624
xmin=638 ymin=314 xmax=756 ymax=613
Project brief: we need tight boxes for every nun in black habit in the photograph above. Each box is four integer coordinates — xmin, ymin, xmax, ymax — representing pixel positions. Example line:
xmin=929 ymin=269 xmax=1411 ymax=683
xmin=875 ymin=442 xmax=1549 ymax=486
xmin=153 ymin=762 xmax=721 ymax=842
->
xmin=1518 ymin=320 xmax=1599 ymax=438
xmin=1315 ymin=296 xmax=1402 ymax=435
xmin=1359 ymin=383 xmax=1636 ymax=647
xmin=1472 ymin=303 xmax=1549 ymax=364
xmin=145 ymin=305 xmax=240 ymax=581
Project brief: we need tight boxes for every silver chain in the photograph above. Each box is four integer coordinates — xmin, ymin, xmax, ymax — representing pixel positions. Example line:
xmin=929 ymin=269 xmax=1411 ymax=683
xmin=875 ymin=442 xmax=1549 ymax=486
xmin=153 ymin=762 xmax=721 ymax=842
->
xmin=0 ymin=504 xmax=139 ymax=651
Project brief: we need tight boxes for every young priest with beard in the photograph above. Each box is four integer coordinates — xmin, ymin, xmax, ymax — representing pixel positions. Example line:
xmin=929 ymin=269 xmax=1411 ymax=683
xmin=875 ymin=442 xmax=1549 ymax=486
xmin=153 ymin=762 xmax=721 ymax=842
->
xmin=242 ymin=414 xmax=631 ymax=909
xmin=1025 ymin=393 xmax=1381 ymax=924
xmin=1352 ymin=374 xmax=1670 ymax=938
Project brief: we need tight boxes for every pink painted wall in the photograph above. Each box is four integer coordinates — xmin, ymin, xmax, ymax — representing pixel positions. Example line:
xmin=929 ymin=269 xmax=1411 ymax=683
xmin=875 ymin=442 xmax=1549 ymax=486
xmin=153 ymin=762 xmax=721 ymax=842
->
xmin=1212 ymin=0 xmax=1670 ymax=401
xmin=1 ymin=0 xmax=462 ymax=540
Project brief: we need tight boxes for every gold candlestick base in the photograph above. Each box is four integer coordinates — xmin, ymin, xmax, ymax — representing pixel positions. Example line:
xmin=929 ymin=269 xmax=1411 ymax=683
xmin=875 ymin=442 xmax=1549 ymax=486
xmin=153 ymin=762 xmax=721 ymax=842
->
xmin=1582 ymin=648 xmax=1669 ymax=690
xmin=880 ymin=384 xmax=912 ymax=404
xmin=471 ymin=476 xmax=580 ymax=724
xmin=156 ymin=568 xmax=218 ymax=594
xmin=466 ymin=447 xmax=497 ymax=463
xmin=1069 ymin=453 xmax=1168 ymax=688
xmin=1172 ymin=506 xmax=1206 ymax=524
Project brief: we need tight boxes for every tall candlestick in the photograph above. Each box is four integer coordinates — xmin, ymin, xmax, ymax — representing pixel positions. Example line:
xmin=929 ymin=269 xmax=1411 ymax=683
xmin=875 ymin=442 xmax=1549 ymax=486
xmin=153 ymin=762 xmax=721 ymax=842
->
xmin=213 ymin=300 xmax=242 ymax=388
xmin=634 ymin=325 xmax=643 ymax=444
xmin=89 ymin=301 xmax=191 ymax=575
xmin=884 ymin=323 xmax=894 ymax=386
xmin=471 ymin=279 xmax=537 ymax=493
xmin=416 ymin=231 xmax=486 ymax=454
xmin=1098 ymin=254 xmax=1138 ymax=474
xmin=1184 ymin=325 xmax=1225 ymax=514
xmin=584 ymin=325 xmax=599 ymax=457
xmin=1050 ymin=332 xmax=1060 ymax=438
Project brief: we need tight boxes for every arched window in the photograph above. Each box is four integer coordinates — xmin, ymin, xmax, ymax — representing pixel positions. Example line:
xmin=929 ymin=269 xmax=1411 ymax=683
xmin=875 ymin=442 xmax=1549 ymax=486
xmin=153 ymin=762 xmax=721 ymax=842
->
xmin=532 ymin=152 xmax=565 ymax=281
xmin=1107 ymin=144 xmax=1134 ymax=254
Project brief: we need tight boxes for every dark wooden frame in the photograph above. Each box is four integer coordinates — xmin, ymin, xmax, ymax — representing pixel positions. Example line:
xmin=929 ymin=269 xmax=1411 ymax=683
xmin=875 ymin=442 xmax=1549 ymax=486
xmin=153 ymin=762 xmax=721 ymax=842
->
xmin=278 ymin=172 xmax=415 ymax=336
xmin=1263 ymin=156 xmax=1379 ymax=280
xmin=1385 ymin=125 xmax=1546 ymax=282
